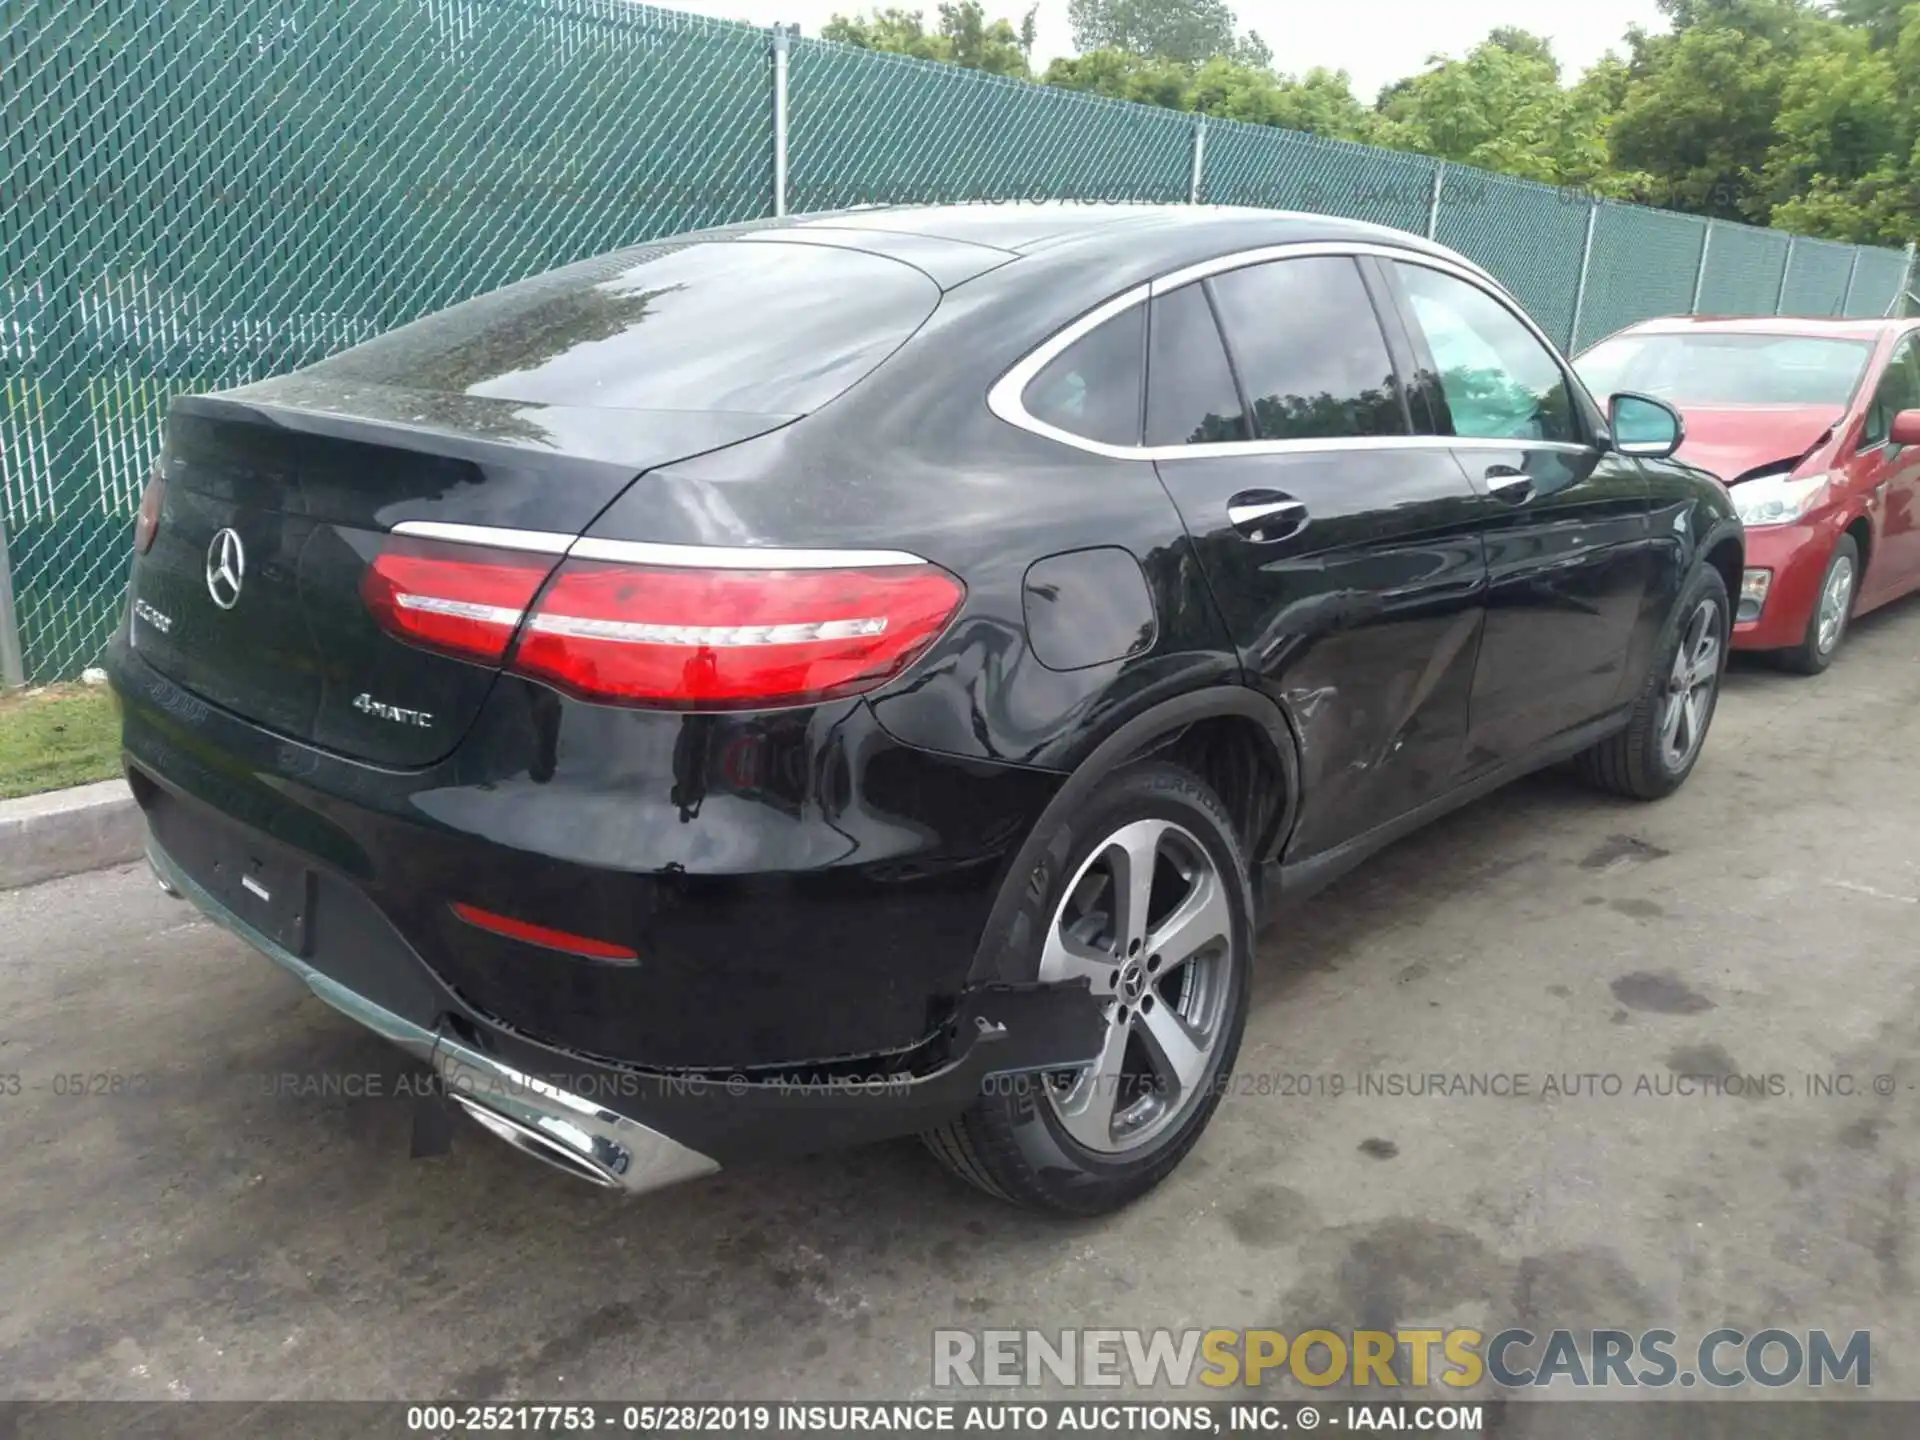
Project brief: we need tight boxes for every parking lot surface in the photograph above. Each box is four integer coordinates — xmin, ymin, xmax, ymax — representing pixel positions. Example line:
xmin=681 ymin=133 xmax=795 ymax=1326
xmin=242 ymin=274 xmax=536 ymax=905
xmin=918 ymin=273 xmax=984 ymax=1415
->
xmin=5 ymin=597 xmax=1920 ymax=1404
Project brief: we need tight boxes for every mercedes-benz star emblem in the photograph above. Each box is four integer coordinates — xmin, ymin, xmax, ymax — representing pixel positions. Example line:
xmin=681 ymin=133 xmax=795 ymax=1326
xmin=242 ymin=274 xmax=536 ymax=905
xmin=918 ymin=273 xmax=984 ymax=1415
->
xmin=205 ymin=528 xmax=246 ymax=610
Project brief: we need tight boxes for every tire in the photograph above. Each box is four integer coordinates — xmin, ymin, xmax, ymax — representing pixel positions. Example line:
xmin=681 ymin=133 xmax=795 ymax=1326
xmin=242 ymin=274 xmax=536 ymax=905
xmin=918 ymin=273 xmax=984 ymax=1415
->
xmin=923 ymin=761 xmax=1253 ymax=1215
xmin=1576 ymin=563 xmax=1729 ymax=802
xmin=1774 ymin=535 xmax=1859 ymax=676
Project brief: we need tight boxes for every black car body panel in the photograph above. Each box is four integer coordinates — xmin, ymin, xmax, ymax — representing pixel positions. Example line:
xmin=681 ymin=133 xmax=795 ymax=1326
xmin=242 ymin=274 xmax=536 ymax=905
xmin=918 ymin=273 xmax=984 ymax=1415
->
xmin=110 ymin=204 xmax=1741 ymax=1191
xmin=114 ymin=643 xmax=1066 ymax=1070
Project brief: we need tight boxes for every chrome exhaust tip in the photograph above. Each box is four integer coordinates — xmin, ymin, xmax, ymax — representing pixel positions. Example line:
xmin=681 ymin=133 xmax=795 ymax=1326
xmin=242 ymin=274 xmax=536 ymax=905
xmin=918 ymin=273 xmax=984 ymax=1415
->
xmin=449 ymin=1094 xmax=625 ymax=1190
xmin=145 ymin=834 xmax=717 ymax=1197
xmin=147 ymin=849 xmax=180 ymax=898
xmin=435 ymin=1038 xmax=719 ymax=1196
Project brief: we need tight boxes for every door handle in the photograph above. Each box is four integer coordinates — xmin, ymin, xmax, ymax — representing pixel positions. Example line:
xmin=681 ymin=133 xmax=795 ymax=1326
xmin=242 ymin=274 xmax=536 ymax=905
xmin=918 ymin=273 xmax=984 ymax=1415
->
xmin=1485 ymin=465 xmax=1534 ymax=504
xmin=1226 ymin=491 xmax=1308 ymax=541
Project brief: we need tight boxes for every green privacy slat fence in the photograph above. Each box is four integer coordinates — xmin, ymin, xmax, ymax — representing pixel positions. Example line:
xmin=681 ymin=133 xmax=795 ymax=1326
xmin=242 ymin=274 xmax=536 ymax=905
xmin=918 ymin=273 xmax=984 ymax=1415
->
xmin=1782 ymin=236 xmax=1861 ymax=317
xmin=3 ymin=0 xmax=1915 ymax=682
xmin=2 ymin=0 xmax=773 ymax=683
xmin=1200 ymin=116 xmax=1437 ymax=235
xmin=1436 ymin=170 xmax=1590 ymax=350
xmin=1574 ymin=204 xmax=1709 ymax=352
xmin=1849 ymin=247 xmax=1914 ymax=318
xmin=1697 ymin=222 xmax=1792 ymax=316
xmin=788 ymin=39 xmax=1192 ymax=208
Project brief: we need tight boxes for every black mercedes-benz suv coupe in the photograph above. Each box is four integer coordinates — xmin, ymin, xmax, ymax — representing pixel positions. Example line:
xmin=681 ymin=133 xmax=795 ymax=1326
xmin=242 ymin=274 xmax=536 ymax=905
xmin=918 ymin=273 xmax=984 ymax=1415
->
xmin=109 ymin=204 xmax=1742 ymax=1215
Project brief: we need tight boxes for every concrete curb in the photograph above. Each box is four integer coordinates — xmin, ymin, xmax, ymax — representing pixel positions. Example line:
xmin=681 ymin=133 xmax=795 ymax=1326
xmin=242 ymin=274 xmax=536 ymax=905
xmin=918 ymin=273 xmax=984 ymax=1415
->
xmin=0 ymin=779 xmax=145 ymax=891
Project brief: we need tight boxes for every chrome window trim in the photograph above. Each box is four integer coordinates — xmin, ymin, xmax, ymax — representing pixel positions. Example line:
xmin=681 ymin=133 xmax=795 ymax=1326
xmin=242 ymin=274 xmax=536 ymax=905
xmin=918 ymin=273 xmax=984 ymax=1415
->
xmin=987 ymin=238 xmax=1592 ymax=462
xmin=986 ymin=282 xmax=1153 ymax=461
xmin=391 ymin=519 xmax=930 ymax=569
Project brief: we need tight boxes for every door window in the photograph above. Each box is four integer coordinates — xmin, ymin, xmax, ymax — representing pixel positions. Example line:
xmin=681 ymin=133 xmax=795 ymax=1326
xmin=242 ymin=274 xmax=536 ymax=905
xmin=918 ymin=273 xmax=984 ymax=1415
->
xmin=1393 ymin=262 xmax=1580 ymax=445
xmin=1861 ymin=335 xmax=1920 ymax=450
xmin=1206 ymin=257 xmax=1408 ymax=441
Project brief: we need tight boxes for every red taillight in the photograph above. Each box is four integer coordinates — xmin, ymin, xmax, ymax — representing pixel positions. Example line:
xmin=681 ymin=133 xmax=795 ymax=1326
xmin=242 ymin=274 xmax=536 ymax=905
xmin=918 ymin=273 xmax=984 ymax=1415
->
xmin=450 ymin=902 xmax=638 ymax=961
xmin=365 ymin=534 xmax=965 ymax=708
xmin=133 ymin=471 xmax=166 ymax=555
xmin=513 ymin=559 xmax=964 ymax=709
xmin=361 ymin=537 xmax=557 ymax=664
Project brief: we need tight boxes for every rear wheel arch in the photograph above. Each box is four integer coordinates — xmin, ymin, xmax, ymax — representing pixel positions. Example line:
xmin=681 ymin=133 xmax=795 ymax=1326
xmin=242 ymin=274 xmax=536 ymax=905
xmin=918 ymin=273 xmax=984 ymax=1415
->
xmin=964 ymin=685 xmax=1298 ymax=987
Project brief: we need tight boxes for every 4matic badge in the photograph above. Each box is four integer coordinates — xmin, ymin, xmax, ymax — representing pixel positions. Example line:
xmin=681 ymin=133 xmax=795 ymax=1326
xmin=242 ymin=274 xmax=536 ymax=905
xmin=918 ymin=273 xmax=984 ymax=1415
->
xmin=353 ymin=693 xmax=434 ymax=728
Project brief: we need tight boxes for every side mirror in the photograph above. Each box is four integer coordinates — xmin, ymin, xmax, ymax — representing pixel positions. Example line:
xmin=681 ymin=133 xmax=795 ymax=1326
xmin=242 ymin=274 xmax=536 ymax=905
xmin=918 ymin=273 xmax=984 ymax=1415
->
xmin=1609 ymin=392 xmax=1685 ymax=460
xmin=1891 ymin=409 xmax=1920 ymax=449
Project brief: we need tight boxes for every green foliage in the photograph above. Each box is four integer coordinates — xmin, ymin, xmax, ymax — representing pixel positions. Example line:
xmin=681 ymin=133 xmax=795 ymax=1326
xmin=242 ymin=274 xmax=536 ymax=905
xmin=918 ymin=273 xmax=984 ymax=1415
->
xmin=822 ymin=3 xmax=1031 ymax=77
xmin=1372 ymin=30 xmax=1575 ymax=183
xmin=827 ymin=0 xmax=1920 ymax=247
xmin=1042 ymin=50 xmax=1376 ymax=143
xmin=1065 ymin=0 xmax=1259 ymax=65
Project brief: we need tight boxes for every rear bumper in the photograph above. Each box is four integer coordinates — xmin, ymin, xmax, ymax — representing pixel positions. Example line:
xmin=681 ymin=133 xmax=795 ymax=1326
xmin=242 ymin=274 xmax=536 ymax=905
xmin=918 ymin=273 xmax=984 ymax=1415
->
xmin=146 ymin=828 xmax=1104 ymax=1191
xmin=109 ymin=626 xmax=1110 ymax=1189
xmin=108 ymin=628 xmax=1066 ymax=1070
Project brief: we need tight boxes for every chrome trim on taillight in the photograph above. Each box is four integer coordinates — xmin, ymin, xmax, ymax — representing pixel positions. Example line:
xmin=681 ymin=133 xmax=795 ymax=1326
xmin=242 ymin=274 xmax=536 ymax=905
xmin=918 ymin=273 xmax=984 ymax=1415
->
xmin=392 ymin=593 xmax=527 ymax=628
xmin=567 ymin=536 xmax=931 ymax=570
xmin=524 ymin=611 xmax=889 ymax=647
xmin=388 ymin=521 xmax=576 ymax=554
xmin=389 ymin=519 xmax=932 ymax=570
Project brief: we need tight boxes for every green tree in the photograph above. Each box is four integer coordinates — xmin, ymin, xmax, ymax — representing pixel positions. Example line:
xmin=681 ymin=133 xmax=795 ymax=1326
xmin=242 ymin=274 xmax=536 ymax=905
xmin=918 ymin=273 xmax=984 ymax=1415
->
xmin=1042 ymin=49 xmax=1197 ymax=110
xmin=1371 ymin=30 xmax=1590 ymax=184
xmin=822 ymin=0 xmax=1920 ymax=251
xmin=822 ymin=3 xmax=1031 ymax=76
xmin=1765 ymin=4 xmax=1920 ymax=242
xmin=1065 ymin=0 xmax=1259 ymax=64
xmin=1606 ymin=0 xmax=1830 ymax=220
xmin=1188 ymin=60 xmax=1376 ymax=142
xmin=1830 ymin=0 xmax=1909 ymax=48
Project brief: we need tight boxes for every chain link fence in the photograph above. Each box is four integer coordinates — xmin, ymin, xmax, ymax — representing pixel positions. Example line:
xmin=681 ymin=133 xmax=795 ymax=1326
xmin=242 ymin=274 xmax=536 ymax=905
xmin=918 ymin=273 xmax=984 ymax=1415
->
xmin=4 ymin=0 xmax=1916 ymax=683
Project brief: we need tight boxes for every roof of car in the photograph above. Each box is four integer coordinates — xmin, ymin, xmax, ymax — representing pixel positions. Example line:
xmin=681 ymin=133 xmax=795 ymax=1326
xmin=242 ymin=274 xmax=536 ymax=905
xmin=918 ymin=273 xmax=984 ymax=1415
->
xmin=1605 ymin=314 xmax=1911 ymax=341
xmin=774 ymin=201 xmax=1477 ymax=269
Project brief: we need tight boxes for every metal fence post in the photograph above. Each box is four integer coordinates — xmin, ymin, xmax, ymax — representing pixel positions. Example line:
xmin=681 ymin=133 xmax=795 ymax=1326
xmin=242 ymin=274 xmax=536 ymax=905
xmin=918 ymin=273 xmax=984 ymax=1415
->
xmin=1775 ymin=234 xmax=1796 ymax=315
xmin=0 ymin=517 xmax=25 ymax=690
xmin=1425 ymin=161 xmax=1446 ymax=239
xmin=1188 ymin=116 xmax=1206 ymax=205
xmin=1840 ymin=247 xmax=1860 ymax=317
xmin=1690 ymin=219 xmax=1713 ymax=314
xmin=770 ymin=25 xmax=791 ymax=219
xmin=1567 ymin=197 xmax=1599 ymax=352
xmin=1893 ymin=242 xmax=1918 ymax=318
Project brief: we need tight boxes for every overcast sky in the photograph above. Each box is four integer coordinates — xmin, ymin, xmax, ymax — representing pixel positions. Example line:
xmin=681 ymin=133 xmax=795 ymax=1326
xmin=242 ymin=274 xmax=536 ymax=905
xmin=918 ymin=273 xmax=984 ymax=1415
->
xmin=674 ymin=0 xmax=1673 ymax=100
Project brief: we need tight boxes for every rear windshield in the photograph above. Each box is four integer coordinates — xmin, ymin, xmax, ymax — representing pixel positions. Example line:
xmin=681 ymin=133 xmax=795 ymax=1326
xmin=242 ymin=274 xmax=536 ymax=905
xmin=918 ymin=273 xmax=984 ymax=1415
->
xmin=1575 ymin=332 xmax=1873 ymax=408
xmin=301 ymin=241 xmax=938 ymax=414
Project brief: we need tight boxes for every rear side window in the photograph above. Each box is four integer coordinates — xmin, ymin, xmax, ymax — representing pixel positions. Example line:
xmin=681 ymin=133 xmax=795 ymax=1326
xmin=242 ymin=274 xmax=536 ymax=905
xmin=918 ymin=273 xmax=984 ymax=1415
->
xmin=1146 ymin=284 xmax=1249 ymax=446
xmin=302 ymin=241 xmax=939 ymax=415
xmin=1022 ymin=304 xmax=1146 ymax=446
xmin=1208 ymin=258 xmax=1408 ymax=440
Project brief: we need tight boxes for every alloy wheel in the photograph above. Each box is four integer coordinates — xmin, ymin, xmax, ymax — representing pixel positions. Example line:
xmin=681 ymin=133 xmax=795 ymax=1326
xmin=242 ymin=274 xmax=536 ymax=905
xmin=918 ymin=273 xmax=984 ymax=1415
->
xmin=1816 ymin=553 xmax=1855 ymax=657
xmin=1037 ymin=818 xmax=1235 ymax=1154
xmin=1658 ymin=597 xmax=1722 ymax=771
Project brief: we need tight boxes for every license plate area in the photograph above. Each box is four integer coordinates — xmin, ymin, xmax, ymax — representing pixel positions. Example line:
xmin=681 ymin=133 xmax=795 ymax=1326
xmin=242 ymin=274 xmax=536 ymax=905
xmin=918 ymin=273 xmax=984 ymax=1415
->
xmin=147 ymin=790 xmax=315 ymax=956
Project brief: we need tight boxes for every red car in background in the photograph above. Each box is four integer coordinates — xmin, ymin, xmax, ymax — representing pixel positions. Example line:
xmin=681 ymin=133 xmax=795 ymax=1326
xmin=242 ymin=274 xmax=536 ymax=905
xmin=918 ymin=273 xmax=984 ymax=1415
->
xmin=1576 ymin=316 xmax=1920 ymax=673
